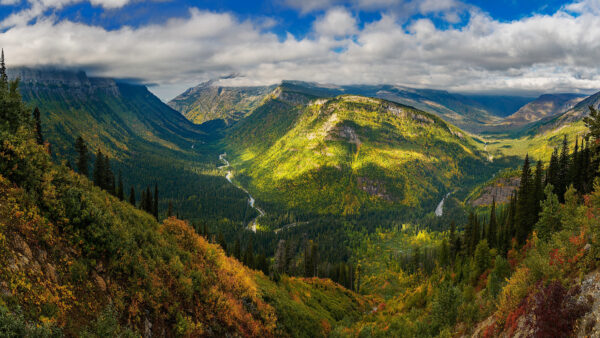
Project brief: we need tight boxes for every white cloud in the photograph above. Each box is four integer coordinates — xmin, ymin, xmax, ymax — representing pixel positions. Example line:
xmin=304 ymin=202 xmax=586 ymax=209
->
xmin=313 ymin=7 xmax=357 ymax=37
xmin=0 ymin=0 xmax=134 ymax=28
xmin=2 ymin=2 xmax=600 ymax=100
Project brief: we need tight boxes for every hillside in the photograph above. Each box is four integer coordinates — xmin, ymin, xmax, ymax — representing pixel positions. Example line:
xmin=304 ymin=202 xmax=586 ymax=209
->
xmin=0 ymin=73 xmax=369 ymax=337
xmin=171 ymin=80 xmax=533 ymax=132
xmin=168 ymin=80 xmax=275 ymax=125
xmin=224 ymin=84 xmax=515 ymax=220
xmin=7 ymin=68 xmax=253 ymax=225
xmin=502 ymin=93 xmax=585 ymax=126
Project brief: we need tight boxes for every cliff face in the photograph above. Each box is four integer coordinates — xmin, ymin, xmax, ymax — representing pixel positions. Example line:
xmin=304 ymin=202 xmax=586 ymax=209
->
xmin=8 ymin=67 xmax=120 ymax=98
xmin=471 ymin=177 xmax=521 ymax=207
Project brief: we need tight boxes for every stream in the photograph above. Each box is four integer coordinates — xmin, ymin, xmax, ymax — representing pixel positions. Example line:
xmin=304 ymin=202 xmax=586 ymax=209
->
xmin=219 ymin=153 xmax=265 ymax=232
xmin=435 ymin=193 xmax=451 ymax=217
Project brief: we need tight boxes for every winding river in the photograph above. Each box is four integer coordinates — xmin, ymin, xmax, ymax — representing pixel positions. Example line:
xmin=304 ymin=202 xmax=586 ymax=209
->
xmin=435 ymin=192 xmax=451 ymax=217
xmin=219 ymin=153 xmax=265 ymax=232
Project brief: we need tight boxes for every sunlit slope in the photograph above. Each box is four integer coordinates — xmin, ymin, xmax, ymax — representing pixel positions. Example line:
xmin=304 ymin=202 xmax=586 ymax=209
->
xmin=226 ymin=86 xmax=507 ymax=217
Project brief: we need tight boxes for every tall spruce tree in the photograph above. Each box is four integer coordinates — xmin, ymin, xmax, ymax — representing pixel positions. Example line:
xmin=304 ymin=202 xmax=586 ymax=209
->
xmin=516 ymin=155 xmax=533 ymax=245
xmin=93 ymin=149 xmax=105 ymax=188
xmin=0 ymin=49 xmax=6 ymax=86
xmin=32 ymin=107 xmax=43 ymax=145
xmin=557 ymin=136 xmax=570 ymax=201
xmin=145 ymin=186 xmax=152 ymax=213
xmin=546 ymin=148 xmax=559 ymax=189
xmin=530 ymin=160 xmax=544 ymax=226
xmin=75 ymin=136 xmax=89 ymax=177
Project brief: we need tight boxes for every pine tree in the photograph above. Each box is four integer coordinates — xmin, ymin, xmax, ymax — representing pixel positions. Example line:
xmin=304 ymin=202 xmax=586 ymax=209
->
xmin=558 ymin=136 xmax=570 ymax=202
xmin=153 ymin=184 xmax=159 ymax=220
xmin=530 ymin=160 xmax=544 ymax=226
xmin=93 ymin=149 xmax=105 ymax=188
xmin=129 ymin=186 xmax=136 ymax=205
xmin=516 ymin=155 xmax=533 ymax=245
xmin=0 ymin=49 xmax=7 ymax=87
xmin=32 ymin=107 xmax=43 ymax=145
xmin=449 ymin=220 xmax=458 ymax=261
xmin=104 ymin=155 xmax=115 ymax=194
xmin=75 ymin=136 xmax=89 ymax=177
xmin=570 ymin=138 xmax=580 ymax=190
xmin=117 ymin=171 xmax=124 ymax=201
xmin=546 ymin=148 xmax=560 ymax=188
xmin=487 ymin=198 xmax=498 ymax=248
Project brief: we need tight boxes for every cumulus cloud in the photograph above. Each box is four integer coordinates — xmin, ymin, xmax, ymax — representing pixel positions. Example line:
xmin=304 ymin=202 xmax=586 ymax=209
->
xmin=1 ymin=1 xmax=600 ymax=100
xmin=313 ymin=7 xmax=357 ymax=37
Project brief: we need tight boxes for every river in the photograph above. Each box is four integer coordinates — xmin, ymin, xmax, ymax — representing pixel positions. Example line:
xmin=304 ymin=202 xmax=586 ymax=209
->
xmin=218 ymin=153 xmax=265 ymax=232
xmin=435 ymin=193 xmax=451 ymax=217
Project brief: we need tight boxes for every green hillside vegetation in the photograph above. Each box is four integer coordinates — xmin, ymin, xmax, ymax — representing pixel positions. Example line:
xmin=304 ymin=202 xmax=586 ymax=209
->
xmin=9 ymin=68 xmax=256 ymax=226
xmin=0 ymin=64 xmax=369 ymax=337
xmin=225 ymin=86 xmax=516 ymax=220
xmin=342 ymin=123 xmax=600 ymax=336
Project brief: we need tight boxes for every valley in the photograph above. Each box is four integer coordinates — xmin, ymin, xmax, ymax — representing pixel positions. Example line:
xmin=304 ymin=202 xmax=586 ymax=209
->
xmin=4 ymin=63 xmax=600 ymax=337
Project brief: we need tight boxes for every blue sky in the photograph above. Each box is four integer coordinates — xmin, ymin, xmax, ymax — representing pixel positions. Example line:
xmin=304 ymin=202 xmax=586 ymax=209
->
xmin=1 ymin=0 xmax=599 ymax=100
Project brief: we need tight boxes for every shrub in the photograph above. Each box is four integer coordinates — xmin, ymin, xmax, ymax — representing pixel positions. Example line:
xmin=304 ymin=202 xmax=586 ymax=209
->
xmin=527 ymin=281 xmax=590 ymax=337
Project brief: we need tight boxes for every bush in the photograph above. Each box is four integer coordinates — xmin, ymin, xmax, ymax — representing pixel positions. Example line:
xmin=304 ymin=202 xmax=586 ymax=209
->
xmin=527 ymin=281 xmax=590 ymax=337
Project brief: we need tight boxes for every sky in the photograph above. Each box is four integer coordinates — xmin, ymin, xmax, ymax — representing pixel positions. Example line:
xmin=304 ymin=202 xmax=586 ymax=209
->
xmin=1 ymin=0 xmax=600 ymax=101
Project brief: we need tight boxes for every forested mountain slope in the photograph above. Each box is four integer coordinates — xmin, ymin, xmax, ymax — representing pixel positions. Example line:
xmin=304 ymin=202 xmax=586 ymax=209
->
xmin=0 ymin=66 xmax=369 ymax=337
xmin=7 ymin=67 xmax=253 ymax=225
xmin=224 ymin=84 xmax=516 ymax=219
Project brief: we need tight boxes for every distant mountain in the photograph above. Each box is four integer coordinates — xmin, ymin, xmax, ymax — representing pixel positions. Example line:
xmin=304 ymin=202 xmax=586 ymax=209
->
xmin=8 ymin=68 xmax=252 ymax=223
xmin=553 ymin=90 xmax=600 ymax=124
xmin=502 ymin=93 xmax=585 ymax=125
xmin=224 ymin=83 xmax=514 ymax=219
xmin=171 ymin=80 xmax=535 ymax=133
xmin=168 ymin=80 xmax=275 ymax=124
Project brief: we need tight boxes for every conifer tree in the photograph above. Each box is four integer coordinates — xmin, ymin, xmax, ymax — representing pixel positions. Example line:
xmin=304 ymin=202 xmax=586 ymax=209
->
xmin=145 ymin=186 xmax=152 ymax=213
xmin=516 ymin=155 xmax=533 ymax=244
xmin=129 ymin=186 xmax=135 ymax=205
xmin=0 ymin=49 xmax=7 ymax=86
xmin=449 ymin=220 xmax=458 ymax=261
xmin=93 ymin=149 xmax=105 ymax=188
xmin=75 ymin=136 xmax=89 ymax=177
xmin=530 ymin=160 xmax=544 ymax=226
xmin=570 ymin=138 xmax=580 ymax=189
xmin=32 ymin=107 xmax=43 ymax=145
xmin=558 ymin=136 xmax=570 ymax=201
xmin=546 ymin=148 xmax=559 ymax=189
